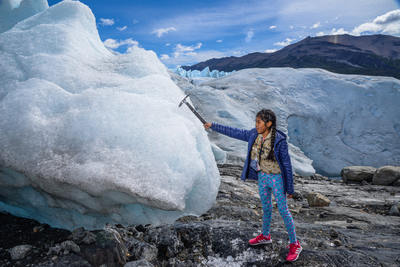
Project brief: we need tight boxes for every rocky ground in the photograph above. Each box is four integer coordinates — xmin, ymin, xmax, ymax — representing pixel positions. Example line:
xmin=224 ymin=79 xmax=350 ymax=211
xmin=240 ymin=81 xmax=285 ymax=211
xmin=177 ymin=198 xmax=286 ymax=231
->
xmin=1 ymin=164 xmax=400 ymax=267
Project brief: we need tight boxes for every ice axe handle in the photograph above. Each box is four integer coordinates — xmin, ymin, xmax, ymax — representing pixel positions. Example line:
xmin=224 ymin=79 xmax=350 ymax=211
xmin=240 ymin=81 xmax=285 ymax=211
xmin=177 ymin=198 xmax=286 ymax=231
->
xmin=184 ymin=102 xmax=207 ymax=124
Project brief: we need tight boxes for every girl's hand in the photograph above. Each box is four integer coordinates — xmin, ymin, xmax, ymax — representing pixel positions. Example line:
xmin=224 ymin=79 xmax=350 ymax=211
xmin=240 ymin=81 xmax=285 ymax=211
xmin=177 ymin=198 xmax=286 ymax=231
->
xmin=287 ymin=194 xmax=293 ymax=199
xmin=204 ymin=122 xmax=212 ymax=129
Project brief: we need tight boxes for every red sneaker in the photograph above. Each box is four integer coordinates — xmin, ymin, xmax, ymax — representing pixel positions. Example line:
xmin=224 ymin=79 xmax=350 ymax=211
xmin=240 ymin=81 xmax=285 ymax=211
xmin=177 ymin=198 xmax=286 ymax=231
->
xmin=249 ymin=233 xmax=272 ymax=246
xmin=286 ymin=240 xmax=302 ymax=262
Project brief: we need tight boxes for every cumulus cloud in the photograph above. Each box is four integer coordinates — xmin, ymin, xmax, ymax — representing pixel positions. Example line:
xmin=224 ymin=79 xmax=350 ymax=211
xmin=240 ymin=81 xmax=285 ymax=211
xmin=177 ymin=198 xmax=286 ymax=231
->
xmin=265 ymin=49 xmax=278 ymax=53
xmin=352 ymin=9 xmax=400 ymax=35
xmin=316 ymin=31 xmax=325 ymax=36
xmin=269 ymin=25 xmax=277 ymax=29
xmin=160 ymin=54 xmax=170 ymax=60
xmin=311 ymin=22 xmax=321 ymax=29
xmin=99 ymin=18 xmax=114 ymax=26
xmin=103 ymin=38 xmax=139 ymax=49
xmin=245 ymin=29 xmax=254 ymax=43
xmin=274 ymin=38 xmax=295 ymax=46
xmin=117 ymin=26 xmax=127 ymax=31
xmin=152 ymin=27 xmax=177 ymax=37
xmin=330 ymin=28 xmax=349 ymax=35
xmin=162 ymin=49 xmax=228 ymax=67
xmin=216 ymin=39 xmax=223 ymax=43
xmin=173 ymin=43 xmax=202 ymax=58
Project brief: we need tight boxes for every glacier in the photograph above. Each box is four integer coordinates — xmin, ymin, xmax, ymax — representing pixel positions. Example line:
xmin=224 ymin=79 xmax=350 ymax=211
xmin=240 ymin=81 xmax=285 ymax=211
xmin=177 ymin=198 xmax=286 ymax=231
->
xmin=175 ymin=66 xmax=234 ymax=79
xmin=171 ymin=68 xmax=400 ymax=177
xmin=0 ymin=0 xmax=220 ymax=230
xmin=0 ymin=0 xmax=48 ymax=34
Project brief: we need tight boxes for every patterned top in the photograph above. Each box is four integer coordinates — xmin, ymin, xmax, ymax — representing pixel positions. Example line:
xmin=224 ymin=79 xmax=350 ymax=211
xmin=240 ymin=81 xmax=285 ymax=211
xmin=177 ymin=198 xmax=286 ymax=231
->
xmin=250 ymin=131 xmax=281 ymax=174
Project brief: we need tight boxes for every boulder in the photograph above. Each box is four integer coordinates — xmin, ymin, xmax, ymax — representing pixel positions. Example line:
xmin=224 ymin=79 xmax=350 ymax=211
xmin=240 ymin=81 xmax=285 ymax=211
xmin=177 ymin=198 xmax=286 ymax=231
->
xmin=9 ymin=245 xmax=33 ymax=260
xmin=306 ymin=192 xmax=331 ymax=207
xmin=372 ymin=166 xmax=400 ymax=186
xmin=389 ymin=204 xmax=400 ymax=216
xmin=125 ymin=259 xmax=154 ymax=267
xmin=341 ymin=166 xmax=376 ymax=183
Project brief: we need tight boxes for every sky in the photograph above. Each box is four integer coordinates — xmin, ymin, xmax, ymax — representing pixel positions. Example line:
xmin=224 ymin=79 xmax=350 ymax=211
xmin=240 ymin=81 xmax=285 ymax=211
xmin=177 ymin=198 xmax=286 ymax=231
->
xmin=47 ymin=0 xmax=400 ymax=69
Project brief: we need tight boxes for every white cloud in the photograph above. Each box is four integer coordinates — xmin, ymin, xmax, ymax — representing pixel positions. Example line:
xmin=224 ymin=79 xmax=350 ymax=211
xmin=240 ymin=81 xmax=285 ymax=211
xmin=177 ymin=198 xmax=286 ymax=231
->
xmin=162 ymin=49 xmax=228 ymax=67
xmin=316 ymin=31 xmax=325 ymax=36
xmin=274 ymin=38 xmax=295 ymax=46
xmin=330 ymin=28 xmax=349 ymax=35
xmin=352 ymin=9 xmax=400 ymax=36
xmin=132 ymin=19 xmax=139 ymax=24
xmin=165 ymin=43 xmax=171 ymax=46
xmin=152 ymin=27 xmax=177 ymax=37
xmin=265 ymin=49 xmax=277 ymax=53
xmin=311 ymin=22 xmax=321 ymax=29
xmin=245 ymin=29 xmax=254 ymax=43
xmin=173 ymin=43 xmax=202 ymax=58
xmin=216 ymin=39 xmax=223 ymax=43
xmin=269 ymin=25 xmax=277 ymax=29
xmin=160 ymin=54 xmax=170 ymax=60
xmin=117 ymin=26 xmax=127 ymax=31
xmin=103 ymin=38 xmax=139 ymax=49
xmin=99 ymin=18 xmax=114 ymax=26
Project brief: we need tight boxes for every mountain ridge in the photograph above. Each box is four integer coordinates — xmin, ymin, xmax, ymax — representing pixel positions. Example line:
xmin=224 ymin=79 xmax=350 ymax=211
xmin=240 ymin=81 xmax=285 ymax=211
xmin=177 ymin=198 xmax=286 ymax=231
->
xmin=182 ymin=34 xmax=400 ymax=79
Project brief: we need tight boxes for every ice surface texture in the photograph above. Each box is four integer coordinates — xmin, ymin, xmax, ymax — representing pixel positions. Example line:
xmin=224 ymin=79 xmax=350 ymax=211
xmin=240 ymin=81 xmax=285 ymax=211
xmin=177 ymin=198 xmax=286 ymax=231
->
xmin=0 ymin=1 xmax=220 ymax=230
xmin=0 ymin=0 xmax=48 ymax=34
xmin=183 ymin=68 xmax=400 ymax=177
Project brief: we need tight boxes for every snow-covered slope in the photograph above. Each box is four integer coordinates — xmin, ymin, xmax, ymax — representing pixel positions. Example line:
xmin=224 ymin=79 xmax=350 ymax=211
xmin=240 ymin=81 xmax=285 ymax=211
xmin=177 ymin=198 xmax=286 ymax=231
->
xmin=0 ymin=1 xmax=220 ymax=230
xmin=175 ymin=68 xmax=400 ymax=177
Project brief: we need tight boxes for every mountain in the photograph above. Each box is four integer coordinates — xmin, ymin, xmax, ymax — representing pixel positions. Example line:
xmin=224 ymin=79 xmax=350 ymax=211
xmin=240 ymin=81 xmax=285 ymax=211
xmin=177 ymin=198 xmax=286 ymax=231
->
xmin=182 ymin=34 xmax=400 ymax=79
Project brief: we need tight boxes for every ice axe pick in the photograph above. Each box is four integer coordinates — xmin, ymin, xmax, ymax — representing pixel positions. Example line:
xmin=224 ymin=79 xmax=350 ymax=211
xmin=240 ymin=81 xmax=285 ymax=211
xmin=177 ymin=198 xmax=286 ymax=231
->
xmin=178 ymin=95 xmax=207 ymax=124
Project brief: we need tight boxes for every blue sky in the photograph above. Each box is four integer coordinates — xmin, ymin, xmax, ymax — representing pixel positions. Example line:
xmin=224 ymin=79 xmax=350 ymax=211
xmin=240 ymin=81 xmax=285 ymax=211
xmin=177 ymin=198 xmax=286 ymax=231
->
xmin=48 ymin=0 xmax=400 ymax=69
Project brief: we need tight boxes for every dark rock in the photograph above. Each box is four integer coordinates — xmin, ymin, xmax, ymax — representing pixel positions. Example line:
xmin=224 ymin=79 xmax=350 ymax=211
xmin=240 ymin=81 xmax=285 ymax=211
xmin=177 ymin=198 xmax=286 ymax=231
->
xmin=79 ymin=228 xmax=127 ymax=267
xmin=333 ymin=239 xmax=342 ymax=246
xmin=292 ymin=191 xmax=303 ymax=201
xmin=329 ymin=229 xmax=339 ymax=238
xmin=124 ymin=259 xmax=154 ymax=267
xmin=125 ymin=238 xmax=157 ymax=262
xmin=341 ymin=166 xmax=376 ymax=183
xmin=389 ymin=204 xmax=400 ymax=216
xmin=373 ymin=166 xmax=400 ymax=186
xmin=9 ymin=245 xmax=33 ymax=260
xmin=135 ymin=225 xmax=147 ymax=233
xmin=145 ymin=226 xmax=184 ymax=259
xmin=60 ymin=240 xmax=80 ymax=254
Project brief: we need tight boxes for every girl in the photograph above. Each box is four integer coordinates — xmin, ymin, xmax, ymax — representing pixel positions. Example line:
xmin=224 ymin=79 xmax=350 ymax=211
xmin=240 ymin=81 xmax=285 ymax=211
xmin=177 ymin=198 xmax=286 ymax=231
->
xmin=204 ymin=109 xmax=302 ymax=262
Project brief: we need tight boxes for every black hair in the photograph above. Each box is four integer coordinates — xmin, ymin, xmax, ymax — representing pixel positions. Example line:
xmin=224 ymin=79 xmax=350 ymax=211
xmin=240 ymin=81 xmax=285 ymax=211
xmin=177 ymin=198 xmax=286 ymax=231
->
xmin=256 ymin=109 xmax=276 ymax=160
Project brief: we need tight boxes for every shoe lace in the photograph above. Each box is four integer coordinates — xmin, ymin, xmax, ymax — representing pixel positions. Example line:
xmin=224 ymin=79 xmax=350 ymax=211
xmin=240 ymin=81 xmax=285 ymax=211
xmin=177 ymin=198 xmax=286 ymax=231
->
xmin=256 ymin=234 xmax=265 ymax=241
xmin=288 ymin=243 xmax=299 ymax=254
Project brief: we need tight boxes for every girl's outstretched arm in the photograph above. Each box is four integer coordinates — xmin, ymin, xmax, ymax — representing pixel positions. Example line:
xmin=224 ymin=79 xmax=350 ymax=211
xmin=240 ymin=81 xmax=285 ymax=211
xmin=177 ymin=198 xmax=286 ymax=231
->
xmin=204 ymin=122 xmax=252 ymax=142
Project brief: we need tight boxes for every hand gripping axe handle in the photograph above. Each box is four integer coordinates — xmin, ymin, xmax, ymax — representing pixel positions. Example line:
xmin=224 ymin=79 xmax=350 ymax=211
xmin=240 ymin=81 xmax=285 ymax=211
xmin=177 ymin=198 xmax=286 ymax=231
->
xmin=178 ymin=95 xmax=207 ymax=124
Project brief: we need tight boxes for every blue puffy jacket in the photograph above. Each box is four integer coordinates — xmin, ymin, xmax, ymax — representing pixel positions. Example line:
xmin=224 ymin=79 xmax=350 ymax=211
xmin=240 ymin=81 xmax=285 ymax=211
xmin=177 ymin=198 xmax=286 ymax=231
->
xmin=211 ymin=123 xmax=295 ymax=194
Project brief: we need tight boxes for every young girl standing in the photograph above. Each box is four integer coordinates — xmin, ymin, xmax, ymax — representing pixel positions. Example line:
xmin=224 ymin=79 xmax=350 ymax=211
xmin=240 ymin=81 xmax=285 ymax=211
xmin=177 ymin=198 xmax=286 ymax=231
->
xmin=204 ymin=109 xmax=302 ymax=262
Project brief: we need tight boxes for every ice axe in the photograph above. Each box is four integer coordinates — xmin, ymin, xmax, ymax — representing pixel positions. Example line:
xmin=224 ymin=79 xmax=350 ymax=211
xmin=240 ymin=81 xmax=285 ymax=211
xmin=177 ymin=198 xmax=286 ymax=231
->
xmin=178 ymin=95 xmax=207 ymax=124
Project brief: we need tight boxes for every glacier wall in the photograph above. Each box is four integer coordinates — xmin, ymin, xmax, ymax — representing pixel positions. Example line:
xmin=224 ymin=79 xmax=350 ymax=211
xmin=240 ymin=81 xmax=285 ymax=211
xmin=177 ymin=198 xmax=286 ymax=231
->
xmin=176 ymin=68 xmax=400 ymax=177
xmin=0 ymin=1 xmax=220 ymax=230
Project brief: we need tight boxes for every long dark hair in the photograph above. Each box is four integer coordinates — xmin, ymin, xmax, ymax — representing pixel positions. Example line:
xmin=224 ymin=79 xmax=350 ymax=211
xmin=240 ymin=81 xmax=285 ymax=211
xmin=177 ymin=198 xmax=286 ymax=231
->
xmin=256 ymin=109 xmax=276 ymax=160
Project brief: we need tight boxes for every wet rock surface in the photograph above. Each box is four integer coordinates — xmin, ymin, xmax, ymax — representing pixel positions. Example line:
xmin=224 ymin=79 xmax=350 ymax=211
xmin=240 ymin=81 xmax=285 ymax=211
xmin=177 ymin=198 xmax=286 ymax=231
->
xmin=1 ymin=164 xmax=400 ymax=266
